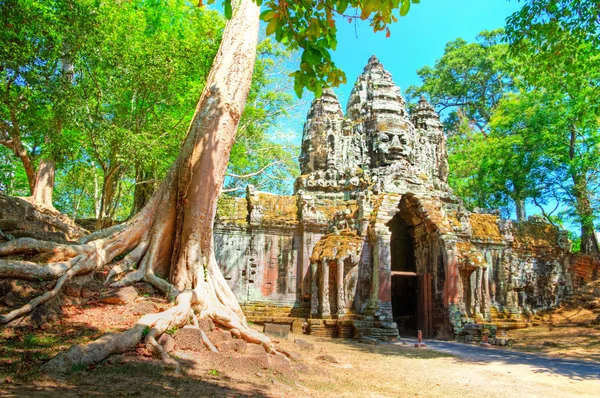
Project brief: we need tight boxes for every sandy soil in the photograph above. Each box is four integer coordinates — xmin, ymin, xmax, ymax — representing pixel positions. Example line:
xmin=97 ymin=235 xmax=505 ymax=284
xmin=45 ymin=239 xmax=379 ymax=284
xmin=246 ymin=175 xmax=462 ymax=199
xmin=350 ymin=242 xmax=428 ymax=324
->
xmin=1 ymin=285 xmax=599 ymax=397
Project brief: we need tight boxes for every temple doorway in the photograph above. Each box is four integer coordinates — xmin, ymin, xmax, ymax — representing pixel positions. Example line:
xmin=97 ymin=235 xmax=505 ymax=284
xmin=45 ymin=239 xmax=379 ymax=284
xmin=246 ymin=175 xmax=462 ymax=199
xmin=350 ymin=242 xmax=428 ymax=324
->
xmin=389 ymin=212 xmax=433 ymax=337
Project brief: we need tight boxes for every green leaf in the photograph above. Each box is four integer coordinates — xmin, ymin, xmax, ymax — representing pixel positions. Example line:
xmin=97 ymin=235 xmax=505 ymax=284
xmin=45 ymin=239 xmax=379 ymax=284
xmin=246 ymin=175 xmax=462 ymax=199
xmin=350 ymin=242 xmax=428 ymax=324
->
xmin=294 ymin=80 xmax=304 ymax=98
xmin=337 ymin=0 xmax=349 ymax=14
xmin=260 ymin=10 xmax=276 ymax=21
xmin=223 ymin=0 xmax=232 ymax=19
xmin=400 ymin=0 xmax=411 ymax=16
xmin=266 ymin=19 xmax=278 ymax=36
xmin=314 ymin=79 xmax=323 ymax=98
xmin=304 ymin=48 xmax=322 ymax=65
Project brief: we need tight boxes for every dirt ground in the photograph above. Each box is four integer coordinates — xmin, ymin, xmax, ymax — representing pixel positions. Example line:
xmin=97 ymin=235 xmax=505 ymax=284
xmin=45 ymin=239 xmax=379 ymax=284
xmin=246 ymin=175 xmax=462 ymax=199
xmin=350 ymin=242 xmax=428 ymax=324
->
xmin=1 ymin=284 xmax=600 ymax=397
xmin=508 ymin=308 xmax=600 ymax=362
xmin=506 ymin=280 xmax=600 ymax=362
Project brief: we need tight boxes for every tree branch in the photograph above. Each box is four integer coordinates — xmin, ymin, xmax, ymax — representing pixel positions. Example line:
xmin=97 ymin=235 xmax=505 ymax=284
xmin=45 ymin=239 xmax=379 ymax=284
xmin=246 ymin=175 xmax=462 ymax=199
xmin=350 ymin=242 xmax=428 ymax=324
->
xmin=226 ymin=159 xmax=285 ymax=179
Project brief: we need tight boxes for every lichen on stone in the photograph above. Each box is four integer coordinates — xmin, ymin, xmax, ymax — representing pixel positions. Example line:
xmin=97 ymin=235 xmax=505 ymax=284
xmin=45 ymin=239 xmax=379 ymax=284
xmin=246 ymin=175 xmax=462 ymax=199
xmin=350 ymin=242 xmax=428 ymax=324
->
xmin=469 ymin=214 xmax=503 ymax=242
xmin=310 ymin=230 xmax=363 ymax=263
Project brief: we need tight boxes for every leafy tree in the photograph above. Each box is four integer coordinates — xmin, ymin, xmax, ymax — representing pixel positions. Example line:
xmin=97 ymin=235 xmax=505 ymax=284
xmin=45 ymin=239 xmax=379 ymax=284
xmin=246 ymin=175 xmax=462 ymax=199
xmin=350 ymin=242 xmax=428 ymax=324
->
xmin=506 ymin=0 xmax=600 ymax=253
xmin=0 ymin=0 xmax=420 ymax=371
xmin=407 ymin=29 xmax=514 ymax=133
xmin=0 ymin=0 xmax=92 ymax=208
xmin=407 ymin=30 xmax=532 ymax=219
xmin=225 ymin=38 xmax=302 ymax=195
xmin=64 ymin=0 xmax=224 ymax=228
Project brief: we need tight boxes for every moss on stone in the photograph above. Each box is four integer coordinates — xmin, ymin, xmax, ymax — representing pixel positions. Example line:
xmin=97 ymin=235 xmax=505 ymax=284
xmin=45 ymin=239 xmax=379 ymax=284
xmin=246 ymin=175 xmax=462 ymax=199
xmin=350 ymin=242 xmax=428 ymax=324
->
xmin=456 ymin=241 xmax=486 ymax=270
xmin=512 ymin=221 xmax=558 ymax=248
xmin=470 ymin=214 xmax=503 ymax=242
xmin=216 ymin=196 xmax=248 ymax=225
xmin=256 ymin=193 xmax=298 ymax=225
xmin=310 ymin=230 xmax=364 ymax=263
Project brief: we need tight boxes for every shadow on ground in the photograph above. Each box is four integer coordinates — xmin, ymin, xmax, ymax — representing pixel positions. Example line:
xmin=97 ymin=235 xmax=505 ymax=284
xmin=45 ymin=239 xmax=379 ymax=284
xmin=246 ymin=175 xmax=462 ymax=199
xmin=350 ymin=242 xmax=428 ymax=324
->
xmin=2 ymin=358 xmax=272 ymax=397
xmin=404 ymin=338 xmax=600 ymax=381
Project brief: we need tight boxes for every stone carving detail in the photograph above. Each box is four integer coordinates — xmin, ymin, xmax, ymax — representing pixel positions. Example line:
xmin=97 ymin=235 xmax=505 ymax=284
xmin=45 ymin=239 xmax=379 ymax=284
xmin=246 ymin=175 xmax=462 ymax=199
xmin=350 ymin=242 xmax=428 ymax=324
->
xmin=296 ymin=56 xmax=448 ymax=199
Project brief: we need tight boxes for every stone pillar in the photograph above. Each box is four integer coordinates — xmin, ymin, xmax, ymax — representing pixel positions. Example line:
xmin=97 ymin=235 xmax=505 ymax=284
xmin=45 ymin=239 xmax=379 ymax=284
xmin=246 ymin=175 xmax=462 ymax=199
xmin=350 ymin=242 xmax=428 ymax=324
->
xmin=482 ymin=266 xmax=491 ymax=320
xmin=474 ymin=267 xmax=482 ymax=318
xmin=321 ymin=259 xmax=330 ymax=318
xmin=310 ymin=262 xmax=319 ymax=317
xmin=337 ymin=258 xmax=345 ymax=316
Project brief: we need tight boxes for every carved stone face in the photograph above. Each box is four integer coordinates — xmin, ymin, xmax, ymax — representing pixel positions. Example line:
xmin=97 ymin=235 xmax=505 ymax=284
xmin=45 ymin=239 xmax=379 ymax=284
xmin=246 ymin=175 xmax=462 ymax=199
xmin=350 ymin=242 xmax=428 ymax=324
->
xmin=372 ymin=130 xmax=412 ymax=167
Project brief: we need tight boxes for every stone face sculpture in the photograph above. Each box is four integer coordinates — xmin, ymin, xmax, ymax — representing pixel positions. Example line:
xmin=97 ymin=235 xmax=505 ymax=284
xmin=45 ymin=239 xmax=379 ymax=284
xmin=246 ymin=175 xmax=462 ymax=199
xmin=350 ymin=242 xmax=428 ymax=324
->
xmin=372 ymin=129 xmax=413 ymax=167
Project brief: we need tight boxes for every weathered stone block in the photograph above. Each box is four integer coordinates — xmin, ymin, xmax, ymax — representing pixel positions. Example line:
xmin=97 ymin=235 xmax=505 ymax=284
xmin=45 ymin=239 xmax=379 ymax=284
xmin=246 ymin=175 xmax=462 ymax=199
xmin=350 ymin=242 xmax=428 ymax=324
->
xmin=264 ymin=323 xmax=290 ymax=338
xmin=158 ymin=333 xmax=175 ymax=353
xmin=173 ymin=328 xmax=205 ymax=352
xmin=293 ymin=338 xmax=314 ymax=351
xmin=99 ymin=286 xmax=138 ymax=305
xmin=268 ymin=354 xmax=291 ymax=373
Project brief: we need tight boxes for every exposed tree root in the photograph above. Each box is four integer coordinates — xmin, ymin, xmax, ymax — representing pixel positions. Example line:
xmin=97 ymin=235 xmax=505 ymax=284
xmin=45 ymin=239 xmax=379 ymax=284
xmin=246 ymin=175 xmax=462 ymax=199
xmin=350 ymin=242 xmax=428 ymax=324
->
xmin=0 ymin=194 xmax=88 ymax=242
xmin=0 ymin=199 xmax=274 ymax=371
xmin=0 ymin=237 xmax=87 ymax=257
xmin=0 ymin=0 xmax=266 ymax=375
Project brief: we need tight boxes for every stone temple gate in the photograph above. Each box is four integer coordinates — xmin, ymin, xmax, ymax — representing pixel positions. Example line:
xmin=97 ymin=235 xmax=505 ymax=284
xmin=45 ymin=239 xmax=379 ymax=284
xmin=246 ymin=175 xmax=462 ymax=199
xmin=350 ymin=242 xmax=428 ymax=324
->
xmin=214 ymin=56 xmax=600 ymax=342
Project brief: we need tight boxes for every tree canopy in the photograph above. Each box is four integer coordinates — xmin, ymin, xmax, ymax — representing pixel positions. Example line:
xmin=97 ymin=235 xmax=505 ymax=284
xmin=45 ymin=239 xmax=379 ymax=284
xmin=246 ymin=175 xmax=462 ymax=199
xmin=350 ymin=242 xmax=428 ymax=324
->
xmin=410 ymin=0 xmax=599 ymax=252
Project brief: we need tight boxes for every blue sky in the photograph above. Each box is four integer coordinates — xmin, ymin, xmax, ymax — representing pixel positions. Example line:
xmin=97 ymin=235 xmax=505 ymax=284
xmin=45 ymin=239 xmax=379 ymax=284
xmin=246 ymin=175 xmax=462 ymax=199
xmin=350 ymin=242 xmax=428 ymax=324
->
xmin=328 ymin=0 xmax=523 ymax=107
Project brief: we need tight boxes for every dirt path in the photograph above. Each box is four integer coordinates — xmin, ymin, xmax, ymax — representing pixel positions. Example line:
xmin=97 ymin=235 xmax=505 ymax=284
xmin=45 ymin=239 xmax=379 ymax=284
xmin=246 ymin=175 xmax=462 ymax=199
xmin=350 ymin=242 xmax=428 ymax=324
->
xmin=403 ymin=338 xmax=600 ymax=380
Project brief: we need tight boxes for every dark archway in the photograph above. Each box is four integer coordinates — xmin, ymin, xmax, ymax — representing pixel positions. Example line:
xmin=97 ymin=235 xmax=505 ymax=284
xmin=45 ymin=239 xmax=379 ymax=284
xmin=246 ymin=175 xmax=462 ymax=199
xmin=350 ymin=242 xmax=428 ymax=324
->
xmin=389 ymin=212 xmax=418 ymax=336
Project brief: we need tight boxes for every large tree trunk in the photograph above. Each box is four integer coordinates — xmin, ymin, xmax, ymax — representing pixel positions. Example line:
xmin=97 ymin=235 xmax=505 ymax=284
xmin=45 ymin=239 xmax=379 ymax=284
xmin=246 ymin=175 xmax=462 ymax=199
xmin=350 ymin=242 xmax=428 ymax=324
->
xmin=30 ymin=158 xmax=56 ymax=209
xmin=0 ymin=0 xmax=268 ymax=372
xmin=574 ymin=181 xmax=599 ymax=255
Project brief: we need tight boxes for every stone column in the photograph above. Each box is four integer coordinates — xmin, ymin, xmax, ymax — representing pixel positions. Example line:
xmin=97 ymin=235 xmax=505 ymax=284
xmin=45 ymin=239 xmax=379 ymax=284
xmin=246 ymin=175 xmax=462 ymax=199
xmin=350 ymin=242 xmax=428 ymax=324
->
xmin=310 ymin=262 xmax=319 ymax=317
xmin=482 ymin=266 xmax=491 ymax=320
xmin=337 ymin=258 xmax=345 ymax=317
xmin=474 ymin=267 xmax=482 ymax=318
xmin=321 ymin=258 xmax=330 ymax=318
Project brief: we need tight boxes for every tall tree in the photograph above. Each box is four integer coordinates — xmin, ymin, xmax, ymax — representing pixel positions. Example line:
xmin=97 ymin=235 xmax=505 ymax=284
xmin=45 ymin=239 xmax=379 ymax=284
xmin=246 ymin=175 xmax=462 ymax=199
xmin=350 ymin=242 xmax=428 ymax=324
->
xmin=506 ymin=0 xmax=600 ymax=253
xmin=0 ymin=0 xmax=420 ymax=371
xmin=406 ymin=30 xmax=531 ymax=218
xmin=69 ymin=0 xmax=224 ymax=228
xmin=0 ymin=0 xmax=90 ymax=208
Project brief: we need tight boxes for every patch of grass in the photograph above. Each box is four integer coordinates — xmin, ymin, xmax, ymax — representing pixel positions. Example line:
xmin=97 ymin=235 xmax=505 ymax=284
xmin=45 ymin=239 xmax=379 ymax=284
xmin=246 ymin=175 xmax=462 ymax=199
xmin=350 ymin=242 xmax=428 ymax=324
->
xmin=23 ymin=334 xmax=59 ymax=348
xmin=208 ymin=369 xmax=220 ymax=377
xmin=142 ymin=325 xmax=151 ymax=338
xmin=165 ymin=326 xmax=178 ymax=335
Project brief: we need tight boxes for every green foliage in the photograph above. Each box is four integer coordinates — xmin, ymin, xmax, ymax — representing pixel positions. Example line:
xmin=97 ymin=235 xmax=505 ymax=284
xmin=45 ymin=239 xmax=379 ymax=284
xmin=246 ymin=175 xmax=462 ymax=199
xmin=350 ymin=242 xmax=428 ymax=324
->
xmin=41 ymin=1 xmax=224 ymax=220
xmin=70 ymin=363 xmax=88 ymax=373
xmin=410 ymin=16 xmax=600 ymax=241
xmin=408 ymin=30 xmax=524 ymax=216
xmin=407 ymin=29 xmax=513 ymax=133
xmin=568 ymin=231 xmax=581 ymax=253
xmin=165 ymin=326 xmax=179 ymax=335
xmin=0 ymin=0 xmax=93 ymax=192
xmin=505 ymin=0 xmax=600 ymax=248
xmin=142 ymin=325 xmax=151 ymax=338
xmin=0 ymin=146 xmax=29 ymax=196
xmin=215 ymin=0 xmax=421 ymax=97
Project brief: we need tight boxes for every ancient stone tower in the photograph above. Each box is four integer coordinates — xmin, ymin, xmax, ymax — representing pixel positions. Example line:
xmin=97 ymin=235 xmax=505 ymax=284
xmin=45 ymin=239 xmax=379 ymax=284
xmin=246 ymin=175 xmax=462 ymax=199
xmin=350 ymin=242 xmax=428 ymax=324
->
xmin=214 ymin=56 xmax=596 ymax=342
xmin=297 ymin=56 xmax=448 ymax=198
